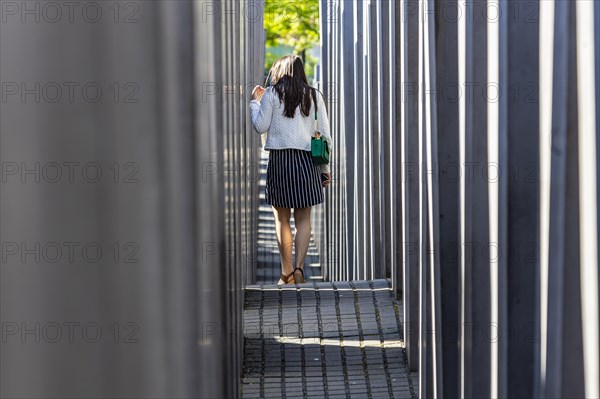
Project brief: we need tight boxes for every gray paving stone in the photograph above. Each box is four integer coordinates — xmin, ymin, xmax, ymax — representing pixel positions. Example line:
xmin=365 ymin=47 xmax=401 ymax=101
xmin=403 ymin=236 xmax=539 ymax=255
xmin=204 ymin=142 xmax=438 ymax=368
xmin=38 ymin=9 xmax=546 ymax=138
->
xmin=241 ymin=280 xmax=416 ymax=398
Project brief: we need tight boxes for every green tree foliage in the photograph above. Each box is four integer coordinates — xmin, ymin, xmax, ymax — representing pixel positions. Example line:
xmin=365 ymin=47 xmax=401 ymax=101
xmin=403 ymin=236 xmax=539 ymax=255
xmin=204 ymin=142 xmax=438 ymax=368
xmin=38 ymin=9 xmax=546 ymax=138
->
xmin=263 ymin=0 xmax=320 ymax=81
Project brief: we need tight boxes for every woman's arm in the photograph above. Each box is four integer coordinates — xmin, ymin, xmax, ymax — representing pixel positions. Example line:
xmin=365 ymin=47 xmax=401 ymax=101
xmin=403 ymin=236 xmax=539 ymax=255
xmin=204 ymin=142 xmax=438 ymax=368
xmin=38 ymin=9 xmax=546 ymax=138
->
xmin=249 ymin=87 xmax=274 ymax=133
xmin=316 ymin=91 xmax=332 ymax=174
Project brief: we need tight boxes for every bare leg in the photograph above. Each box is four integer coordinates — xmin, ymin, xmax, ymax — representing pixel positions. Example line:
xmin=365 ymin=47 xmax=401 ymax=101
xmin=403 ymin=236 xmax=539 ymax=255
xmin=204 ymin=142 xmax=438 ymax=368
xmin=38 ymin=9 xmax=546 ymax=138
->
xmin=293 ymin=207 xmax=312 ymax=276
xmin=272 ymin=206 xmax=293 ymax=284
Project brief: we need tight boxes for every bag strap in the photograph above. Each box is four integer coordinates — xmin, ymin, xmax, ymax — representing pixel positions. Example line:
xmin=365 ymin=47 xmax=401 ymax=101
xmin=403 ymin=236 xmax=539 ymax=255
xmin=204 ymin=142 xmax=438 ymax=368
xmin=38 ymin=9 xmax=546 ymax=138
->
xmin=312 ymin=90 xmax=320 ymax=137
xmin=315 ymin=96 xmax=318 ymax=121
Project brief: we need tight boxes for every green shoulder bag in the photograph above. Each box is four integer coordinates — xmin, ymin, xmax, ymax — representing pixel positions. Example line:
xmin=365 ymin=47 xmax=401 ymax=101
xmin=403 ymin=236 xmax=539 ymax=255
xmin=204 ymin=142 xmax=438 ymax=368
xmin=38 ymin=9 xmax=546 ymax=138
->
xmin=311 ymin=92 xmax=330 ymax=165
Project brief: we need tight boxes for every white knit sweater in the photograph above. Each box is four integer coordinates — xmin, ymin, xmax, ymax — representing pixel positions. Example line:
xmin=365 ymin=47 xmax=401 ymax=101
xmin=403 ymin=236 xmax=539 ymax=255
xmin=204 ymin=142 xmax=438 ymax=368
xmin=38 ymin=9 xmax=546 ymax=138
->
xmin=249 ymin=86 xmax=332 ymax=174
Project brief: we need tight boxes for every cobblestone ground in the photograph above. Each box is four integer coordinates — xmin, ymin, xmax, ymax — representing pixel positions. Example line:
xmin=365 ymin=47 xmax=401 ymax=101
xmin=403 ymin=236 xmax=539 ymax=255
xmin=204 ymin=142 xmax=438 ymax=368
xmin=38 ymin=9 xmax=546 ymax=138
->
xmin=242 ymin=280 xmax=416 ymax=398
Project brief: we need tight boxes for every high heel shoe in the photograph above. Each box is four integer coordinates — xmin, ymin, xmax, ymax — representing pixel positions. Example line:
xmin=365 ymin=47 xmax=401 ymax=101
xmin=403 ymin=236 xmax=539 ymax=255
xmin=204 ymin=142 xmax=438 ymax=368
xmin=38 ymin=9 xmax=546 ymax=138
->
xmin=292 ymin=267 xmax=305 ymax=284
xmin=277 ymin=270 xmax=295 ymax=285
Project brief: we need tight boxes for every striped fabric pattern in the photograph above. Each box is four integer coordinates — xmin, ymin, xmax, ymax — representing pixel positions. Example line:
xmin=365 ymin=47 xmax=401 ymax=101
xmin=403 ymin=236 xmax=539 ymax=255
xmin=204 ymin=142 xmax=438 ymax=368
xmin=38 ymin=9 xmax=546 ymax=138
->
xmin=265 ymin=149 xmax=324 ymax=209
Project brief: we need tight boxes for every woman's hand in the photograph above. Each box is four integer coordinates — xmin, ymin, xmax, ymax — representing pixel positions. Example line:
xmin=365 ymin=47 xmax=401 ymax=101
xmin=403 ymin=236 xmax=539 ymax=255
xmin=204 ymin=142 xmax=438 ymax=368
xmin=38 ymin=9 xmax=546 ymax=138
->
xmin=251 ymin=85 xmax=266 ymax=101
xmin=322 ymin=173 xmax=332 ymax=188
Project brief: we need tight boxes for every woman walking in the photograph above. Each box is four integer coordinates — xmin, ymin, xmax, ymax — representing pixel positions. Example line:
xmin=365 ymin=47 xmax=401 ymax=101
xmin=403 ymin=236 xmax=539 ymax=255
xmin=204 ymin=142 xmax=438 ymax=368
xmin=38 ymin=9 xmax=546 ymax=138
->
xmin=249 ymin=55 xmax=332 ymax=285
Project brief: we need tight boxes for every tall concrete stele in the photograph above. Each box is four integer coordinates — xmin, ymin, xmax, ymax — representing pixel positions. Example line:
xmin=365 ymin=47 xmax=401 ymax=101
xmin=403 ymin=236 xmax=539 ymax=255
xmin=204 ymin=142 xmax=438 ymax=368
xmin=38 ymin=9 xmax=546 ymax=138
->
xmin=1 ymin=1 xmax=264 ymax=398
xmin=319 ymin=0 xmax=600 ymax=398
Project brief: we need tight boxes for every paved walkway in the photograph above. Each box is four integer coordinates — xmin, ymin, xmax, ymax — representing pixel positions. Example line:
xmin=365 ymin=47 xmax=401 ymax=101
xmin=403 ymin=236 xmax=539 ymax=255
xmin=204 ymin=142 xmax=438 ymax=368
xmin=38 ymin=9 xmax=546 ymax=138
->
xmin=242 ymin=279 xmax=416 ymax=398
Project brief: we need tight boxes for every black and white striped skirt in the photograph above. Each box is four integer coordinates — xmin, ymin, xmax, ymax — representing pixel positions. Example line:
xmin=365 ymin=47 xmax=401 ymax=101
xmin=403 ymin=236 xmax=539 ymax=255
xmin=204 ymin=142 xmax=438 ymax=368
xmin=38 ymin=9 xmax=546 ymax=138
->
xmin=265 ymin=148 xmax=324 ymax=209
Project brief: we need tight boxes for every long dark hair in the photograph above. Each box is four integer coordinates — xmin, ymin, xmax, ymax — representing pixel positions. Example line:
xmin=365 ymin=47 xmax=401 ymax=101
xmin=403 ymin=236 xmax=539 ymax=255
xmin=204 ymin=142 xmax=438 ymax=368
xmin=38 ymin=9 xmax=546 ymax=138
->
xmin=267 ymin=55 xmax=317 ymax=118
